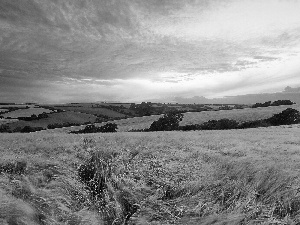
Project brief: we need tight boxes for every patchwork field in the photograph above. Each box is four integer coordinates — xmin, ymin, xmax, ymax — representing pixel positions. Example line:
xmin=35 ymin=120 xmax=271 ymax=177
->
xmin=7 ymin=111 xmax=98 ymax=130
xmin=1 ymin=125 xmax=300 ymax=224
xmin=46 ymin=104 xmax=128 ymax=118
xmin=1 ymin=107 xmax=53 ymax=118
xmin=0 ymin=118 xmax=18 ymax=125
xmin=0 ymin=104 xmax=34 ymax=108
xmin=182 ymin=104 xmax=300 ymax=125
xmin=65 ymin=104 xmax=300 ymax=132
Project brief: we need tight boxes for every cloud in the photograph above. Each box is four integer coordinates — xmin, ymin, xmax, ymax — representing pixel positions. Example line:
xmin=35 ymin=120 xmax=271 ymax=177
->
xmin=1 ymin=0 xmax=300 ymax=102
xmin=283 ymin=86 xmax=300 ymax=93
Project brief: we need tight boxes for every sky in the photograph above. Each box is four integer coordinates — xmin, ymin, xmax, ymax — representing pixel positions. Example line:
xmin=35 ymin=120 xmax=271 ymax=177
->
xmin=0 ymin=0 xmax=300 ymax=103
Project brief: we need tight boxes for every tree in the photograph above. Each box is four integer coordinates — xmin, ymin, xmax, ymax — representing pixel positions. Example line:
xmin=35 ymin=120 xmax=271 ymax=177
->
xmin=148 ymin=112 xmax=183 ymax=131
xmin=99 ymin=123 xmax=118 ymax=133
xmin=73 ymin=123 xmax=118 ymax=133
xmin=267 ymin=108 xmax=300 ymax=126
xmin=200 ymin=119 xmax=239 ymax=130
xmin=0 ymin=124 xmax=10 ymax=133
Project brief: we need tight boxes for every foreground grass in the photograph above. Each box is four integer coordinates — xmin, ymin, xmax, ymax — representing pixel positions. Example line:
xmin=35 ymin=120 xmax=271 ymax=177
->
xmin=1 ymin=126 xmax=300 ymax=224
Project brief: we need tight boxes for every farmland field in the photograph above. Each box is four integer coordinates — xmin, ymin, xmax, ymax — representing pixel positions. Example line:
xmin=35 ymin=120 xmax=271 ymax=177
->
xmin=1 ymin=125 xmax=300 ymax=224
xmin=1 ymin=107 xmax=53 ymax=118
xmin=0 ymin=109 xmax=8 ymax=113
xmin=50 ymin=106 xmax=127 ymax=117
xmin=182 ymin=103 xmax=300 ymax=125
xmin=67 ymin=104 xmax=300 ymax=132
xmin=0 ymin=104 xmax=34 ymax=108
xmin=6 ymin=111 xmax=98 ymax=130
xmin=0 ymin=118 xmax=18 ymax=125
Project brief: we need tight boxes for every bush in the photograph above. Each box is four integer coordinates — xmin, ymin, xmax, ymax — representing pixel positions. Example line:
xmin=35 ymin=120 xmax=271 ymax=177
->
xmin=72 ymin=123 xmax=118 ymax=134
xmin=252 ymin=100 xmax=295 ymax=108
xmin=99 ymin=123 xmax=118 ymax=132
xmin=0 ymin=160 xmax=27 ymax=175
xmin=47 ymin=122 xmax=80 ymax=129
xmin=238 ymin=120 xmax=271 ymax=129
xmin=77 ymin=150 xmax=138 ymax=224
xmin=266 ymin=108 xmax=300 ymax=126
xmin=0 ymin=124 xmax=11 ymax=133
xmin=20 ymin=126 xmax=44 ymax=133
xmin=178 ymin=124 xmax=201 ymax=131
xmin=200 ymin=119 xmax=239 ymax=130
xmin=271 ymin=100 xmax=294 ymax=106
xmin=148 ymin=112 xmax=183 ymax=131
xmin=252 ymin=101 xmax=271 ymax=108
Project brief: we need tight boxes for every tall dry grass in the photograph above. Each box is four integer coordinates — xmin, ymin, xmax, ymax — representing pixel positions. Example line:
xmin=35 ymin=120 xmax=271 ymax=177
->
xmin=1 ymin=131 xmax=300 ymax=224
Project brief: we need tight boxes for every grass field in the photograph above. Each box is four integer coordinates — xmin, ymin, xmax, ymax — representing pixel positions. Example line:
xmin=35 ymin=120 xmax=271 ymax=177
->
xmin=1 ymin=107 xmax=53 ymax=119
xmin=182 ymin=104 xmax=300 ymax=125
xmin=48 ymin=106 xmax=128 ymax=118
xmin=0 ymin=118 xmax=18 ymax=125
xmin=68 ymin=104 xmax=300 ymax=132
xmin=0 ymin=104 xmax=33 ymax=108
xmin=1 ymin=125 xmax=300 ymax=224
xmin=6 ymin=111 xmax=98 ymax=130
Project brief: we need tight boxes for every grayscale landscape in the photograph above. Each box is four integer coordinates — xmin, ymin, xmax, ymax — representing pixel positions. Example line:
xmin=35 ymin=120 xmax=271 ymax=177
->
xmin=1 ymin=1 xmax=300 ymax=224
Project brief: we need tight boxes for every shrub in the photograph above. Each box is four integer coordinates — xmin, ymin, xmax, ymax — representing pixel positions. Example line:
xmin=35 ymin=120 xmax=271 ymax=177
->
xmin=72 ymin=123 xmax=118 ymax=134
xmin=0 ymin=124 xmax=10 ymax=133
xmin=238 ymin=120 xmax=271 ymax=129
xmin=267 ymin=108 xmax=300 ymax=126
xmin=178 ymin=124 xmax=201 ymax=131
xmin=252 ymin=101 xmax=271 ymax=108
xmin=77 ymin=150 xmax=138 ymax=224
xmin=200 ymin=119 xmax=239 ymax=130
xmin=148 ymin=112 xmax=183 ymax=131
xmin=47 ymin=122 xmax=80 ymax=129
xmin=20 ymin=126 xmax=44 ymax=133
xmin=271 ymin=100 xmax=294 ymax=106
xmin=0 ymin=160 xmax=27 ymax=175
xmin=99 ymin=123 xmax=118 ymax=133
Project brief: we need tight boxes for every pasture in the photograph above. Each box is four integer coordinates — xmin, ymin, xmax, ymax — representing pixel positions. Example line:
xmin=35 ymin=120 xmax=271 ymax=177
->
xmin=1 ymin=125 xmax=300 ymax=224
xmin=71 ymin=104 xmax=300 ymax=132
xmin=47 ymin=105 xmax=128 ymax=118
xmin=1 ymin=107 xmax=53 ymax=119
xmin=6 ymin=111 xmax=98 ymax=130
xmin=0 ymin=104 xmax=34 ymax=108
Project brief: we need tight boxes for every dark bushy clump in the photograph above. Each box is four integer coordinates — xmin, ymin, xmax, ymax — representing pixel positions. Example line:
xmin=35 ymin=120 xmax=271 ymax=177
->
xmin=266 ymin=108 xmax=300 ymax=126
xmin=77 ymin=151 xmax=138 ymax=224
xmin=200 ymin=119 xmax=239 ymax=130
xmin=72 ymin=123 xmax=118 ymax=134
xmin=148 ymin=112 xmax=183 ymax=131
xmin=0 ymin=160 xmax=27 ymax=175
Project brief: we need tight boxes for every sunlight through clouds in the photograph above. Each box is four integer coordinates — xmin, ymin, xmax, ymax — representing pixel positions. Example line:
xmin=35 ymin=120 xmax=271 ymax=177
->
xmin=0 ymin=0 xmax=300 ymax=102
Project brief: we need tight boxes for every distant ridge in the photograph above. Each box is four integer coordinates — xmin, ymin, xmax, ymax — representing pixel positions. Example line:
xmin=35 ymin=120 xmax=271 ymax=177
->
xmin=173 ymin=87 xmax=300 ymax=104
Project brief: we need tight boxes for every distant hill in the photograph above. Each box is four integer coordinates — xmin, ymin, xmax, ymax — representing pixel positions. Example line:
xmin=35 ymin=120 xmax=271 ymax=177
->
xmin=173 ymin=86 xmax=300 ymax=104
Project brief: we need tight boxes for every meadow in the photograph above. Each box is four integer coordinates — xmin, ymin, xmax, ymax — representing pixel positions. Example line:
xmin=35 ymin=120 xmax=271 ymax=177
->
xmin=7 ymin=111 xmax=98 ymax=130
xmin=1 ymin=124 xmax=300 ymax=224
xmin=1 ymin=107 xmax=53 ymax=119
xmin=45 ymin=104 xmax=128 ymax=118
xmin=70 ymin=104 xmax=300 ymax=132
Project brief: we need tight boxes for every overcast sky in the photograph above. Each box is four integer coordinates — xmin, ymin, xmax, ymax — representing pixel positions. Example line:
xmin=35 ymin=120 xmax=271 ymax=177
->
xmin=1 ymin=0 xmax=300 ymax=103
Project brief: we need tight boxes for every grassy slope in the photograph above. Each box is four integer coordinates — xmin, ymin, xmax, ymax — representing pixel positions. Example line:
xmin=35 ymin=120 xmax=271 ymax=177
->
xmin=51 ymin=106 xmax=128 ymax=118
xmin=1 ymin=125 xmax=300 ymax=224
xmin=183 ymin=104 xmax=300 ymax=125
xmin=7 ymin=111 xmax=97 ymax=130
xmin=66 ymin=104 xmax=300 ymax=132
xmin=2 ymin=108 xmax=53 ymax=118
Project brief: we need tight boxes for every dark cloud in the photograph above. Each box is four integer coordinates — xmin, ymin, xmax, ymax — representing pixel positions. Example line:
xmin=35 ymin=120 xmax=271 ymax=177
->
xmin=253 ymin=56 xmax=279 ymax=61
xmin=1 ymin=0 xmax=300 ymax=102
